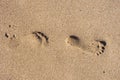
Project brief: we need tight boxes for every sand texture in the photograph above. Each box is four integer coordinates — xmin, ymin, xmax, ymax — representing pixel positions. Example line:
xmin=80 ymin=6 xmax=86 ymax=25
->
xmin=0 ymin=0 xmax=120 ymax=80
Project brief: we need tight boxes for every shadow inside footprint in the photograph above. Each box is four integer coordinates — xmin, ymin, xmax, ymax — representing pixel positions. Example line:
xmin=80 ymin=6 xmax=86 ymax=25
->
xmin=32 ymin=31 xmax=49 ymax=43
xmin=66 ymin=35 xmax=80 ymax=47
xmin=32 ymin=32 xmax=42 ymax=42
xmin=95 ymin=40 xmax=107 ymax=56
xmin=5 ymin=33 xmax=9 ymax=38
xmin=70 ymin=35 xmax=80 ymax=40
xmin=32 ymin=31 xmax=49 ymax=47
xmin=99 ymin=41 xmax=107 ymax=46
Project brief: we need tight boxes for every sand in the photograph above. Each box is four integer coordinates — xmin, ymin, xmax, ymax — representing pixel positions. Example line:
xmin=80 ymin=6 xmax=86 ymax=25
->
xmin=0 ymin=0 xmax=120 ymax=80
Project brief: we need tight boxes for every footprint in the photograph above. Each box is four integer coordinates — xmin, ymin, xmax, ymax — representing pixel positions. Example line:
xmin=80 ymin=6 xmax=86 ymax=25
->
xmin=4 ymin=32 xmax=20 ymax=49
xmin=21 ymin=31 xmax=49 ymax=48
xmin=65 ymin=35 xmax=80 ymax=47
xmin=85 ymin=40 xmax=106 ymax=56
xmin=32 ymin=31 xmax=49 ymax=45
xmin=95 ymin=40 xmax=106 ymax=56
xmin=66 ymin=35 xmax=106 ymax=56
xmin=4 ymin=24 xmax=20 ymax=49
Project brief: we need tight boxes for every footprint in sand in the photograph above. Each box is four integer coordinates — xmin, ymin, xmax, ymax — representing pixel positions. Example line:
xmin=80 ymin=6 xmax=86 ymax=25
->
xmin=5 ymin=33 xmax=20 ymax=48
xmin=66 ymin=35 xmax=107 ymax=56
xmin=86 ymin=40 xmax=107 ymax=56
xmin=95 ymin=40 xmax=106 ymax=55
xmin=32 ymin=31 xmax=49 ymax=44
xmin=65 ymin=35 xmax=80 ymax=47
xmin=4 ymin=24 xmax=20 ymax=49
xmin=21 ymin=31 xmax=49 ymax=48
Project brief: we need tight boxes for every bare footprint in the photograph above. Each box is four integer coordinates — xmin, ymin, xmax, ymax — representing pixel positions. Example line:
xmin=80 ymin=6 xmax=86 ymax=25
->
xmin=85 ymin=40 xmax=107 ymax=56
xmin=4 ymin=32 xmax=20 ymax=49
xmin=32 ymin=31 xmax=49 ymax=46
xmin=21 ymin=31 xmax=49 ymax=48
xmin=65 ymin=35 xmax=80 ymax=47
xmin=4 ymin=24 xmax=20 ymax=49
xmin=66 ymin=35 xmax=107 ymax=56
xmin=95 ymin=40 xmax=106 ymax=56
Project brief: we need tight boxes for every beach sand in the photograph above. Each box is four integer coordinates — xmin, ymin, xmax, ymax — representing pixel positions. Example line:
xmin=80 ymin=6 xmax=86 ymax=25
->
xmin=0 ymin=0 xmax=120 ymax=80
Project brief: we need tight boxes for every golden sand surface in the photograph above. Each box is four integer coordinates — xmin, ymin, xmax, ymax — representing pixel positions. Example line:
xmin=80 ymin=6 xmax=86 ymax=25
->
xmin=0 ymin=0 xmax=120 ymax=80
